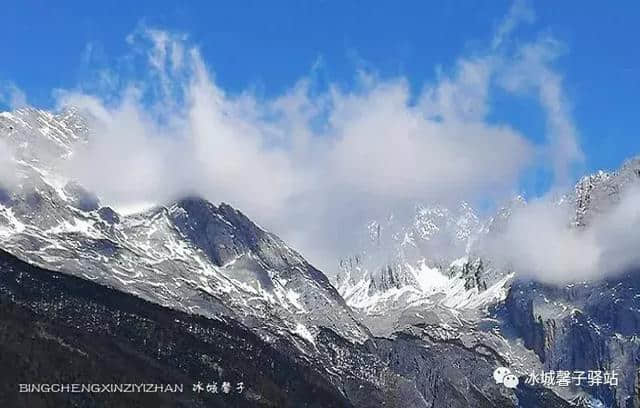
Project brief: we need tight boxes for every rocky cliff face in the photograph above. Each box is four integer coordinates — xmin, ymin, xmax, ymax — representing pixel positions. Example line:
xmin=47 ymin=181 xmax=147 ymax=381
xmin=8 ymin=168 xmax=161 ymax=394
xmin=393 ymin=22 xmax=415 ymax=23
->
xmin=570 ymin=158 xmax=640 ymax=227
xmin=501 ymin=273 xmax=640 ymax=408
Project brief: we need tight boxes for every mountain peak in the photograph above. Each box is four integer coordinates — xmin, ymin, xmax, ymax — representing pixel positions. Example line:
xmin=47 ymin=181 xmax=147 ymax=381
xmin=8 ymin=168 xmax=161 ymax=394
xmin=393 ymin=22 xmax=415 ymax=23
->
xmin=170 ymin=197 xmax=266 ymax=267
xmin=572 ymin=156 xmax=640 ymax=226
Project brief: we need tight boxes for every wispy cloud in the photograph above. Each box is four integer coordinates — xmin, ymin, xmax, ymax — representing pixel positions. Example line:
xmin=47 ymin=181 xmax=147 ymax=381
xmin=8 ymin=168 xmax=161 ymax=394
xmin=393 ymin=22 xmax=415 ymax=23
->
xmin=492 ymin=0 xmax=535 ymax=50
xmin=500 ymin=37 xmax=583 ymax=186
xmin=0 ymin=82 xmax=27 ymax=110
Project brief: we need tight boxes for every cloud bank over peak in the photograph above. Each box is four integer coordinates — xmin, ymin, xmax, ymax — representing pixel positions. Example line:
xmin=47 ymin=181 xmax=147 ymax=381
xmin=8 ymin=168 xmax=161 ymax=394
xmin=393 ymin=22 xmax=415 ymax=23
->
xmin=11 ymin=3 xmax=587 ymax=276
xmin=482 ymin=184 xmax=640 ymax=284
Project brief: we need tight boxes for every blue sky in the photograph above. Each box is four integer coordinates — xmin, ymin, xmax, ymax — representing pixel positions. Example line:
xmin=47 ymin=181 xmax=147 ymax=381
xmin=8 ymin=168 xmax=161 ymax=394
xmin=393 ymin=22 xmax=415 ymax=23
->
xmin=2 ymin=1 xmax=640 ymax=179
xmin=0 ymin=0 xmax=638 ymax=203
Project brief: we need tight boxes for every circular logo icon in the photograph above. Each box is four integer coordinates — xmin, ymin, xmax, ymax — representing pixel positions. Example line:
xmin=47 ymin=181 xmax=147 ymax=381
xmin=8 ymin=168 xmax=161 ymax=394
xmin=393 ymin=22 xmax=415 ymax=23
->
xmin=503 ymin=374 xmax=520 ymax=389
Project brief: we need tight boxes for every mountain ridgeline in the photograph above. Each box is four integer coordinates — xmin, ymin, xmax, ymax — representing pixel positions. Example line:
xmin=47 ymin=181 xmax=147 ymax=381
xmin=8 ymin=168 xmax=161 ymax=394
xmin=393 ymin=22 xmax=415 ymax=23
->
xmin=1 ymin=107 xmax=639 ymax=407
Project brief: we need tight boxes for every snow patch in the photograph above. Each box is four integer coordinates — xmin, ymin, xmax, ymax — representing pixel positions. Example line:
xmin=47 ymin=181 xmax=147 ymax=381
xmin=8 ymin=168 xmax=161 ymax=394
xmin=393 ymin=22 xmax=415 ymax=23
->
xmin=293 ymin=323 xmax=316 ymax=346
xmin=409 ymin=260 xmax=450 ymax=293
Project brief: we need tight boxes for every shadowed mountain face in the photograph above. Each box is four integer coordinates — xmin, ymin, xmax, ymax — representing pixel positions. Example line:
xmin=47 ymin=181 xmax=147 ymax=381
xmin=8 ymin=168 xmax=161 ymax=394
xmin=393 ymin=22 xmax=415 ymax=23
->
xmin=0 ymin=249 xmax=351 ymax=408
xmin=501 ymin=273 xmax=640 ymax=408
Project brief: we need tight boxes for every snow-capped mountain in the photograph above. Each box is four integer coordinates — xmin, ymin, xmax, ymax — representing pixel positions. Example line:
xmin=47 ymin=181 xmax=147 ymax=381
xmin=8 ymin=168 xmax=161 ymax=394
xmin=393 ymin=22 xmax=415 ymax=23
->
xmin=570 ymin=158 xmax=640 ymax=227
xmin=333 ymin=200 xmax=514 ymax=335
xmin=3 ymin=106 xmax=638 ymax=407
xmin=1 ymin=108 xmax=409 ymax=406
xmin=0 ymin=108 xmax=369 ymax=348
xmin=333 ymin=156 xmax=640 ymax=407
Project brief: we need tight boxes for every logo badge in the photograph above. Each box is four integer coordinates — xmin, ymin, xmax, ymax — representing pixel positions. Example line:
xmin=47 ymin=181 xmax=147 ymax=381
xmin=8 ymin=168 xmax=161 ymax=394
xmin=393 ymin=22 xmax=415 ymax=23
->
xmin=493 ymin=366 xmax=519 ymax=389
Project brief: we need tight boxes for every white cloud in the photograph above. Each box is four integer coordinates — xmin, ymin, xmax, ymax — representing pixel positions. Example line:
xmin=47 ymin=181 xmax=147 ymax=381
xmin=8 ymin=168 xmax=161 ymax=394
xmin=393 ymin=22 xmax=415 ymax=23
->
xmin=482 ymin=186 xmax=640 ymax=284
xmin=53 ymin=31 xmax=535 ymax=268
xmin=36 ymin=4 xmax=582 ymax=274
